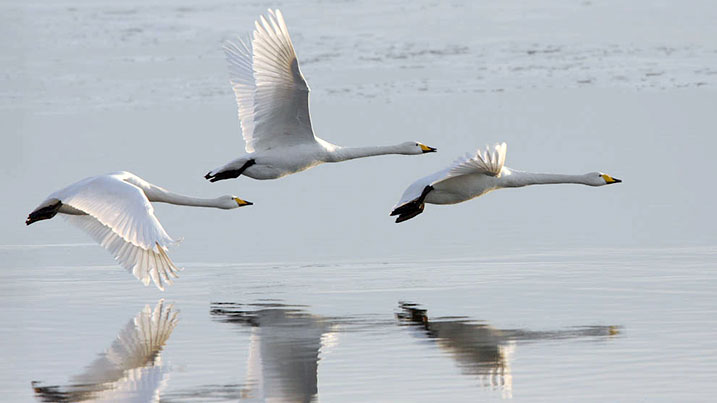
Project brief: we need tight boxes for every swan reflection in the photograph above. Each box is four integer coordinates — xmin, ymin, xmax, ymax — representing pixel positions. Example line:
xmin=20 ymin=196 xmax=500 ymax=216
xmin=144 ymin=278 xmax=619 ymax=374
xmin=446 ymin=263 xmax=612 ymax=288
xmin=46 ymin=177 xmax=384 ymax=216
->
xmin=211 ymin=302 xmax=337 ymax=402
xmin=33 ymin=300 xmax=179 ymax=402
xmin=397 ymin=302 xmax=618 ymax=398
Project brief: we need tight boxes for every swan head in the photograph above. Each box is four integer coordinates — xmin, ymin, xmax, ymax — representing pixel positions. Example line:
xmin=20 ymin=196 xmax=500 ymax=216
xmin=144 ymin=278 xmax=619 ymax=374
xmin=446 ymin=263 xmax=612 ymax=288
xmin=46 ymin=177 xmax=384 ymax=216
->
xmin=585 ymin=172 xmax=622 ymax=186
xmin=218 ymin=196 xmax=253 ymax=209
xmin=400 ymin=141 xmax=437 ymax=155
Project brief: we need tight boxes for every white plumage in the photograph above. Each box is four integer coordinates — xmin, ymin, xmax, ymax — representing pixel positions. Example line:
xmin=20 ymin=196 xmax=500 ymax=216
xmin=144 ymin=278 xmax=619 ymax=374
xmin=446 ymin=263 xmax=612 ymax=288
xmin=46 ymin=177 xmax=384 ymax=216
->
xmin=26 ymin=171 xmax=252 ymax=290
xmin=205 ymin=9 xmax=436 ymax=182
xmin=448 ymin=142 xmax=507 ymax=178
xmin=391 ymin=143 xmax=621 ymax=223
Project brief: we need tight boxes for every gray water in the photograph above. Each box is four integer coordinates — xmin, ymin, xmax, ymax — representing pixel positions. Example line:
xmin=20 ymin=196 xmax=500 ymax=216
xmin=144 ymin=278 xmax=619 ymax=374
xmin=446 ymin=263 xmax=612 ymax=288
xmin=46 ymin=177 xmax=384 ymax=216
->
xmin=2 ymin=0 xmax=717 ymax=401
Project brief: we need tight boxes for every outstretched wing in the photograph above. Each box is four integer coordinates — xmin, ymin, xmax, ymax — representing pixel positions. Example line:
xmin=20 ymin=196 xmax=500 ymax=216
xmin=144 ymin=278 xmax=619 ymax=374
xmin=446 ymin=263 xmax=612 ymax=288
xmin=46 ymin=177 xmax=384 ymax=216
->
xmin=58 ymin=175 xmax=179 ymax=290
xmin=224 ymin=37 xmax=257 ymax=152
xmin=225 ymin=9 xmax=316 ymax=153
xmin=65 ymin=215 xmax=179 ymax=290
xmin=447 ymin=143 xmax=507 ymax=178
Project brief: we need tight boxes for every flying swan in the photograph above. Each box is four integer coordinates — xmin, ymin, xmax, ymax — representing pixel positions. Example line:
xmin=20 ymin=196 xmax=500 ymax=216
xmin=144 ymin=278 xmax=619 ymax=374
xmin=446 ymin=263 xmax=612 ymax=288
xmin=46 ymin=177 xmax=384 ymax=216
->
xmin=204 ymin=9 xmax=437 ymax=182
xmin=26 ymin=171 xmax=253 ymax=290
xmin=390 ymin=143 xmax=621 ymax=223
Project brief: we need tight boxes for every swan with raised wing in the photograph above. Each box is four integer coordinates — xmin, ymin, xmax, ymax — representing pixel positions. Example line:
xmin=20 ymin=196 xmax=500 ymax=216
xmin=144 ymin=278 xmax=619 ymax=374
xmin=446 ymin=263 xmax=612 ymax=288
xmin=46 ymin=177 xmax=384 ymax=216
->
xmin=204 ymin=9 xmax=436 ymax=182
xmin=26 ymin=171 xmax=252 ymax=290
xmin=391 ymin=143 xmax=621 ymax=223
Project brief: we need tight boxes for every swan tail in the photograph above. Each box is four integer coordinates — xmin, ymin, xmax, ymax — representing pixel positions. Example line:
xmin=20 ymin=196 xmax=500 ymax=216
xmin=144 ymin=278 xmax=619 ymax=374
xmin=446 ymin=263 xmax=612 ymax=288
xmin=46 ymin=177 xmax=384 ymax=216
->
xmin=205 ymin=159 xmax=256 ymax=182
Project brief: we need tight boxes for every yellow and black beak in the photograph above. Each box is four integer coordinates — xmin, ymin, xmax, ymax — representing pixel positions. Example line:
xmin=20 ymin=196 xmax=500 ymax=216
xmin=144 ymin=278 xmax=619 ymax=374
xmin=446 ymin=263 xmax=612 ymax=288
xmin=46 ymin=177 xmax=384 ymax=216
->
xmin=233 ymin=197 xmax=253 ymax=206
xmin=601 ymin=174 xmax=622 ymax=184
xmin=419 ymin=144 xmax=437 ymax=153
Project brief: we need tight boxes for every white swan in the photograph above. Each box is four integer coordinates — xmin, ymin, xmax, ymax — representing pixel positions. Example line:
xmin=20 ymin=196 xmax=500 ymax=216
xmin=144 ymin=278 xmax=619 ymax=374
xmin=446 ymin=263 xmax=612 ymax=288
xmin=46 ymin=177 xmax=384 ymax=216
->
xmin=391 ymin=143 xmax=621 ymax=223
xmin=26 ymin=171 xmax=252 ymax=290
xmin=204 ymin=9 xmax=436 ymax=182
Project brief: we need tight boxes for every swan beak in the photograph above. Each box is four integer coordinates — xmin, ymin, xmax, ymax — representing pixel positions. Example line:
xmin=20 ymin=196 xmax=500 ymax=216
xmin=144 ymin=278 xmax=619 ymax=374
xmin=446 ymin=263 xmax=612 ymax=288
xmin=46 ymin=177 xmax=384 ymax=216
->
xmin=420 ymin=144 xmax=437 ymax=153
xmin=233 ymin=197 xmax=253 ymax=206
xmin=601 ymin=174 xmax=622 ymax=184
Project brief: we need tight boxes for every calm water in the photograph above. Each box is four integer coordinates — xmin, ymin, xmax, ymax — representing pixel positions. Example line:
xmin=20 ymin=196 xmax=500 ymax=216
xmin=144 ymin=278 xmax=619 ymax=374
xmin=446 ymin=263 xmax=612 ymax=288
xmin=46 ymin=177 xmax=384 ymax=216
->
xmin=2 ymin=248 xmax=717 ymax=401
xmin=3 ymin=0 xmax=717 ymax=401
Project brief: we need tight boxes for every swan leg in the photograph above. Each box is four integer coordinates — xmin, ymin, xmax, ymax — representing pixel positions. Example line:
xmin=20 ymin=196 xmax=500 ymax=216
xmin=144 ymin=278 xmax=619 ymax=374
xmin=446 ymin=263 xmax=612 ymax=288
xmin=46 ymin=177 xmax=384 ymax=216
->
xmin=391 ymin=186 xmax=433 ymax=223
xmin=26 ymin=201 xmax=62 ymax=225
xmin=204 ymin=159 xmax=256 ymax=182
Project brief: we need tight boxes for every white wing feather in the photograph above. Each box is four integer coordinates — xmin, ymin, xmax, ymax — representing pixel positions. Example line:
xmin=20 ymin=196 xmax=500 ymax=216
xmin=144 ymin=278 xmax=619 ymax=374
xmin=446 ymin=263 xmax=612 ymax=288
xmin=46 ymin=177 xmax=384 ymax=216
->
xmin=55 ymin=174 xmax=179 ymax=290
xmin=225 ymin=9 xmax=316 ymax=152
xmin=58 ymin=175 xmax=174 ymax=250
xmin=224 ymin=37 xmax=257 ymax=153
xmin=65 ymin=215 xmax=179 ymax=290
xmin=447 ymin=143 xmax=507 ymax=178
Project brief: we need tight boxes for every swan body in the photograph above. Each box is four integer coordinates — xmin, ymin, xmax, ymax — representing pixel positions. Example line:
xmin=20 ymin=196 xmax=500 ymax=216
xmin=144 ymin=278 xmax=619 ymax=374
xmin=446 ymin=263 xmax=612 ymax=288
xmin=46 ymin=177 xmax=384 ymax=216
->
xmin=205 ymin=9 xmax=436 ymax=182
xmin=391 ymin=143 xmax=621 ymax=223
xmin=26 ymin=171 xmax=252 ymax=290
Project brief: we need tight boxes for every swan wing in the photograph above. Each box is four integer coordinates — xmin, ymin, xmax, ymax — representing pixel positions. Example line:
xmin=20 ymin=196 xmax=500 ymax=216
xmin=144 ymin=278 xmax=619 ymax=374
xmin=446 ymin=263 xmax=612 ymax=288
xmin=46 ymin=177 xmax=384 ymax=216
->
xmin=447 ymin=143 xmax=507 ymax=178
xmin=392 ymin=168 xmax=450 ymax=210
xmin=59 ymin=175 xmax=179 ymax=289
xmin=60 ymin=175 xmax=174 ymax=250
xmin=64 ymin=215 xmax=180 ymax=290
xmin=225 ymin=9 xmax=316 ymax=153
xmin=224 ymin=37 xmax=257 ymax=153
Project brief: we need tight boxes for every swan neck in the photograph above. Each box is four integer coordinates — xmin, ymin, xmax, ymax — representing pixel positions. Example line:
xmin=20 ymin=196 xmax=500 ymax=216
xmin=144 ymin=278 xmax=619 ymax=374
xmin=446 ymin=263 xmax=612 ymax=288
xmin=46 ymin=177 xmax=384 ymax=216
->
xmin=146 ymin=187 xmax=224 ymax=208
xmin=330 ymin=144 xmax=404 ymax=162
xmin=500 ymin=170 xmax=589 ymax=188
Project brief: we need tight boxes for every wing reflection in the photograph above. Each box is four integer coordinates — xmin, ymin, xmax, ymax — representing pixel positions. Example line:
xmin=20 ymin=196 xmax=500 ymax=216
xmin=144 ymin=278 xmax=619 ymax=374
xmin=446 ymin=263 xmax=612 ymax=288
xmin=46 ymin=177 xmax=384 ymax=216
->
xmin=397 ymin=302 xmax=619 ymax=398
xmin=33 ymin=300 xmax=179 ymax=402
xmin=211 ymin=302 xmax=337 ymax=403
